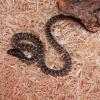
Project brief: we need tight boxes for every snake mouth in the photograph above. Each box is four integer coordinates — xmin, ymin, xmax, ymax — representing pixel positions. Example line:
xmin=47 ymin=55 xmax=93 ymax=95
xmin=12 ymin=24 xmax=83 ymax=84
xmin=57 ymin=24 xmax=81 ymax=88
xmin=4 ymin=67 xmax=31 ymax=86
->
xmin=7 ymin=49 xmax=25 ymax=59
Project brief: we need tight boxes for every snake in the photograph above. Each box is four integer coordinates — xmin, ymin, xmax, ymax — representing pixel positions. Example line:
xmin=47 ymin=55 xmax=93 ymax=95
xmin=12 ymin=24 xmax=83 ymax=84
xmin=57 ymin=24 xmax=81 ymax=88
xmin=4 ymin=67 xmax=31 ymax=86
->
xmin=7 ymin=14 xmax=89 ymax=77
xmin=7 ymin=32 xmax=71 ymax=77
xmin=7 ymin=33 xmax=45 ymax=62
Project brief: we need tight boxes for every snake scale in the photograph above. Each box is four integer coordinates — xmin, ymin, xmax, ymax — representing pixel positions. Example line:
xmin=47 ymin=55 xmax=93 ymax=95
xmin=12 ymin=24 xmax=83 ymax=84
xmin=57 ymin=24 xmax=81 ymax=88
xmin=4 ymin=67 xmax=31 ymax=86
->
xmin=7 ymin=14 xmax=89 ymax=77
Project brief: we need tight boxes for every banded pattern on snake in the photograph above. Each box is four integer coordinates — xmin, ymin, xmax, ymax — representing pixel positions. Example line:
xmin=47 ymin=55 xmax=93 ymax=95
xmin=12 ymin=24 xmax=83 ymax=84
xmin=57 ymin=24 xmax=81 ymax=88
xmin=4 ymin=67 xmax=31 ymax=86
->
xmin=7 ymin=14 xmax=88 ymax=77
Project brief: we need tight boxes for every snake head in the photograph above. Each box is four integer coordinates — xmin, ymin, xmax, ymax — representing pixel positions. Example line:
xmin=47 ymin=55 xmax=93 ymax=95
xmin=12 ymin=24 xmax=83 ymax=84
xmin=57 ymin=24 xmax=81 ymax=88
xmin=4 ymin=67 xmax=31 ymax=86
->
xmin=7 ymin=49 xmax=25 ymax=59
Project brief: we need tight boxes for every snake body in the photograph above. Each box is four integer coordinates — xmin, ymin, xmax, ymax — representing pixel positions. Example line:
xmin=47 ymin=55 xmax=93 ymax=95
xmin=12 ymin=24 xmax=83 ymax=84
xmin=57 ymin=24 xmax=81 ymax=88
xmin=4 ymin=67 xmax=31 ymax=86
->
xmin=7 ymin=14 xmax=89 ymax=77
xmin=7 ymin=33 xmax=45 ymax=62
xmin=7 ymin=32 xmax=71 ymax=76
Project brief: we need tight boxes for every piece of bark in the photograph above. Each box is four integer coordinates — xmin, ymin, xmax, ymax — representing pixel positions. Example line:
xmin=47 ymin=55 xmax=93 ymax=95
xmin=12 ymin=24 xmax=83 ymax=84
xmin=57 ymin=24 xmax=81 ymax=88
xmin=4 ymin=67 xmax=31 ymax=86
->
xmin=57 ymin=0 xmax=100 ymax=32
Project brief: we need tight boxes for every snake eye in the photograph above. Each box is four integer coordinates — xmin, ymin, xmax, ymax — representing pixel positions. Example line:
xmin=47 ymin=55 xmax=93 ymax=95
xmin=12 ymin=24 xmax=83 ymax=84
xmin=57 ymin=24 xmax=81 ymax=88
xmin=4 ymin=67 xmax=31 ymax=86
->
xmin=7 ymin=49 xmax=25 ymax=59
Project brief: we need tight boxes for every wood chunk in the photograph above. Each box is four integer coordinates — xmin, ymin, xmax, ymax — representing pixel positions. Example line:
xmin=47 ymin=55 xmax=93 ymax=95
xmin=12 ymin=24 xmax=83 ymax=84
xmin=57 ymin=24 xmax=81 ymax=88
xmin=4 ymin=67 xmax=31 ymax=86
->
xmin=57 ymin=0 xmax=100 ymax=32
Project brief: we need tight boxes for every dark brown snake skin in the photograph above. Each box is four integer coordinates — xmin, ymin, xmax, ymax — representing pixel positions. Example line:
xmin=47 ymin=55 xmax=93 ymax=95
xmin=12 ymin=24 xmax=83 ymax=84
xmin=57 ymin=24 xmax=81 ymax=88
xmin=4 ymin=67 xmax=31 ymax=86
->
xmin=7 ymin=14 xmax=90 ymax=77
xmin=7 ymin=32 xmax=71 ymax=77
xmin=7 ymin=33 xmax=45 ymax=62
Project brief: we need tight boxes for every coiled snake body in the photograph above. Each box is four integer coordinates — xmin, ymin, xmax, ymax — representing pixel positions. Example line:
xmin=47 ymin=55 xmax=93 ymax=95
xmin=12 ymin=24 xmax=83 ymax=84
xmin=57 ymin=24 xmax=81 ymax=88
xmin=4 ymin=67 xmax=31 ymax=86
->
xmin=7 ymin=14 xmax=88 ymax=77
xmin=7 ymin=32 xmax=71 ymax=77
